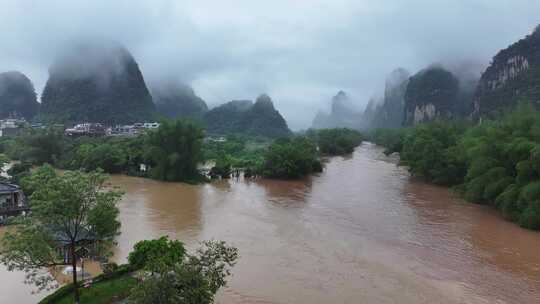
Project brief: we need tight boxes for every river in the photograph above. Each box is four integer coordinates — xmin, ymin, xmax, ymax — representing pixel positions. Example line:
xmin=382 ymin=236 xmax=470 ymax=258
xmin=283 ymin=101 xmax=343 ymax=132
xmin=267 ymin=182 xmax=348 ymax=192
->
xmin=1 ymin=143 xmax=540 ymax=303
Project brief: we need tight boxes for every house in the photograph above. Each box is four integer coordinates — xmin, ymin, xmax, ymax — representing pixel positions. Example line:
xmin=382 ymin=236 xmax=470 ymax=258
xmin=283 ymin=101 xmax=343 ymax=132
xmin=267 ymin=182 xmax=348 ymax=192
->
xmin=0 ymin=182 xmax=29 ymax=223
xmin=107 ymin=125 xmax=139 ymax=137
xmin=0 ymin=118 xmax=25 ymax=137
xmin=54 ymin=228 xmax=98 ymax=263
xmin=65 ymin=123 xmax=106 ymax=137
xmin=143 ymin=122 xmax=160 ymax=129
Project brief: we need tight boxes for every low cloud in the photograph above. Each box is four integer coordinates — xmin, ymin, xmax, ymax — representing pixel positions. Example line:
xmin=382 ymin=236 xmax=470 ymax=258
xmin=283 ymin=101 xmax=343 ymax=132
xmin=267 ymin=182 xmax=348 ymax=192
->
xmin=1 ymin=0 xmax=539 ymax=129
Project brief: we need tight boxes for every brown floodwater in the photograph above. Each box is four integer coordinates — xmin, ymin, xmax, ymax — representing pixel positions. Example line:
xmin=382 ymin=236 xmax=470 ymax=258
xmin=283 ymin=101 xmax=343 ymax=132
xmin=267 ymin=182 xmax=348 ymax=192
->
xmin=2 ymin=143 xmax=540 ymax=303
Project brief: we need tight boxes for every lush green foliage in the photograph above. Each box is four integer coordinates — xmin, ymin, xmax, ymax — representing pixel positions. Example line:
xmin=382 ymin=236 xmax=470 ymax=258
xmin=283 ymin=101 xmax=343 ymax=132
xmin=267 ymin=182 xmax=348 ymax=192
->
xmin=4 ymin=119 xmax=206 ymax=183
xmin=377 ymin=103 xmax=540 ymax=230
xmin=145 ymin=119 xmax=205 ymax=182
xmin=69 ymin=136 xmax=146 ymax=175
xmin=128 ymin=236 xmax=186 ymax=271
xmin=307 ymin=128 xmax=363 ymax=155
xmin=202 ymin=135 xmax=266 ymax=172
xmin=128 ymin=240 xmax=239 ymax=304
xmin=0 ymin=165 xmax=122 ymax=302
xmin=458 ymin=104 xmax=540 ymax=228
xmin=369 ymin=128 xmax=407 ymax=155
xmin=6 ymin=161 xmax=32 ymax=184
xmin=400 ymin=121 xmax=468 ymax=185
xmin=17 ymin=127 xmax=66 ymax=165
xmin=260 ymin=137 xmax=322 ymax=179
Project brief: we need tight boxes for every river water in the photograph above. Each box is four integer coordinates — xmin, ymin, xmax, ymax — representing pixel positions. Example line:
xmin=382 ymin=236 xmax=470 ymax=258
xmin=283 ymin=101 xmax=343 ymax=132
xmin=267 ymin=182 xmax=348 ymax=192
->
xmin=1 ymin=143 xmax=540 ymax=303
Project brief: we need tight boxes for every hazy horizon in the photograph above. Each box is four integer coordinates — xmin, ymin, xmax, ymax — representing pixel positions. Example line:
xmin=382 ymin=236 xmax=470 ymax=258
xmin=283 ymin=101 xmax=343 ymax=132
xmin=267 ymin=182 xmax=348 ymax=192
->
xmin=1 ymin=0 xmax=539 ymax=130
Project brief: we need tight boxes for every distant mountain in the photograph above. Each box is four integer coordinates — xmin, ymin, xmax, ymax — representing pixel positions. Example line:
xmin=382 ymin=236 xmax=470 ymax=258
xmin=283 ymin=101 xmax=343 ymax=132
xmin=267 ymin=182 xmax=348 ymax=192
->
xmin=150 ymin=81 xmax=208 ymax=119
xmin=366 ymin=68 xmax=410 ymax=129
xmin=0 ymin=71 xmax=39 ymax=120
xmin=204 ymin=95 xmax=291 ymax=138
xmin=403 ymin=66 xmax=460 ymax=126
xmin=311 ymin=91 xmax=362 ymax=129
xmin=41 ymin=41 xmax=156 ymax=124
xmin=473 ymin=25 xmax=540 ymax=118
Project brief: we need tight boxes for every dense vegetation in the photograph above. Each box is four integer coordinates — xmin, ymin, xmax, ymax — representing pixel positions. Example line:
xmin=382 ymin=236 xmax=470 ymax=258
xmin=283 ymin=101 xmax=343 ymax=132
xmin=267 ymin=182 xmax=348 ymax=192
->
xmin=202 ymin=135 xmax=267 ymax=177
xmin=1 ymin=166 xmax=122 ymax=303
xmin=40 ymin=42 xmax=156 ymax=124
xmin=373 ymin=103 xmax=540 ymax=229
xmin=39 ymin=236 xmax=238 ymax=304
xmin=307 ymin=128 xmax=363 ymax=155
xmin=127 ymin=238 xmax=238 ymax=304
xmin=204 ymin=95 xmax=291 ymax=138
xmin=145 ymin=120 xmax=205 ymax=182
xmin=0 ymin=119 xmax=206 ymax=183
xmin=0 ymin=122 xmax=367 ymax=183
xmin=260 ymin=137 xmax=322 ymax=179
xmin=0 ymin=71 xmax=40 ymax=120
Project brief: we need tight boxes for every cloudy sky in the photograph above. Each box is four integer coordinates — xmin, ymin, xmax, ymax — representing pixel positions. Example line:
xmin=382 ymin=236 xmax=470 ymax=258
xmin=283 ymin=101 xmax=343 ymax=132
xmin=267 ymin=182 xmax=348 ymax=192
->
xmin=1 ymin=0 xmax=539 ymax=129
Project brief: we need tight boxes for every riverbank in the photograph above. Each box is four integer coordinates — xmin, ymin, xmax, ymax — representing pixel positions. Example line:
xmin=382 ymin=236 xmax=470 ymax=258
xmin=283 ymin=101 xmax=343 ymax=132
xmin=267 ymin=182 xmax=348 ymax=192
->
xmin=370 ymin=105 xmax=540 ymax=230
xmin=39 ymin=265 xmax=136 ymax=304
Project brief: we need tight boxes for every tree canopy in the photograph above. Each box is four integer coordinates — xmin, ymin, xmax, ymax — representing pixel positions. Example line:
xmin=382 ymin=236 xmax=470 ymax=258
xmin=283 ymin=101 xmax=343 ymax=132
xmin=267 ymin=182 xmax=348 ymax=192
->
xmin=0 ymin=165 xmax=122 ymax=302
xmin=375 ymin=103 xmax=540 ymax=230
xmin=308 ymin=128 xmax=363 ymax=155
xmin=128 ymin=239 xmax=238 ymax=304
xmin=145 ymin=119 xmax=205 ymax=182
xmin=260 ymin=137 xmax=322 ymax=179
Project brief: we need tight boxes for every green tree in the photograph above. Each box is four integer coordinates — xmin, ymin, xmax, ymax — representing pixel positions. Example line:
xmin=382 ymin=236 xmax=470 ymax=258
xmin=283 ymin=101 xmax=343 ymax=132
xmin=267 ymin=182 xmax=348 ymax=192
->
xmin=18 ymin=127 xmax=66 ymax=165
xmin=128 ymin=240 xmax=238 ymax=304
xmin=309 ymin=128 xmax=363 ymax=155
xmin=400 ymin=121 xmax=467 ymax=185
xmin=0 ymin=165 xmax=122 ymax=303
xmin=261 ymin=137 xmax=322 ymax=179
xmin=145 ymin=120 xmax=205 ymax=182
xmin=128 ymin=236 xmax=186 ymax=271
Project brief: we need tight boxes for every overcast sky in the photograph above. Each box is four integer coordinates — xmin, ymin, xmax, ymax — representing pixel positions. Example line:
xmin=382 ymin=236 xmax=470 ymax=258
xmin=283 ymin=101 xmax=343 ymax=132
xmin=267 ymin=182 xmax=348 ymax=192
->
xmin=1 ymin=0 xmax=539 ymax=129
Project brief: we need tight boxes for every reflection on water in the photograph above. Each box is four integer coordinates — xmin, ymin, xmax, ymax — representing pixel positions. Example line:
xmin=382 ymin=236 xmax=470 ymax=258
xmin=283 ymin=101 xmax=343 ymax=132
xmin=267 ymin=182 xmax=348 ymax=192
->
xmin=1 ymin=143 xmax=540 ymax=303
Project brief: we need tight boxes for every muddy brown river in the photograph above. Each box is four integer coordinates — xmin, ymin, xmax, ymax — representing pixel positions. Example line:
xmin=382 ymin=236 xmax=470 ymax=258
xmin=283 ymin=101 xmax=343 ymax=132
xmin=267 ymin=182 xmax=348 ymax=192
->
xmin=1 ymin=143 xmax=540 ymax=303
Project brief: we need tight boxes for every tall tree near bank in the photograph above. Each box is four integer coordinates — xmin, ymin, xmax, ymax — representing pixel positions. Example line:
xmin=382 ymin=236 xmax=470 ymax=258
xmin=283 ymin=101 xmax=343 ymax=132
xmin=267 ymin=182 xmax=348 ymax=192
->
xmin=145 ymin=119 xmax=205 ymax=182
xmin=0 ymin=165 xmax=122 ymax=304
xmin=128 ymin=238 xmax=238 ymax=304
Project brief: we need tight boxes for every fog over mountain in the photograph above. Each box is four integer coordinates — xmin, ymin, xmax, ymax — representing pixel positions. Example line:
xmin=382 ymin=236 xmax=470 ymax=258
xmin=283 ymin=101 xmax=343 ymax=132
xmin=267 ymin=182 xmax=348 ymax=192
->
xmin=1 ymin=0 xmax=539 ymax=129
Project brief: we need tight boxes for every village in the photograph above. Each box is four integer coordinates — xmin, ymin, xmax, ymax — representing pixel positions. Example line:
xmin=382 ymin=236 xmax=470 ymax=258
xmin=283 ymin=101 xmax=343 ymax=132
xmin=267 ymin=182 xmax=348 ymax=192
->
xmin=0 ymin=118 xmax=162 ymax=138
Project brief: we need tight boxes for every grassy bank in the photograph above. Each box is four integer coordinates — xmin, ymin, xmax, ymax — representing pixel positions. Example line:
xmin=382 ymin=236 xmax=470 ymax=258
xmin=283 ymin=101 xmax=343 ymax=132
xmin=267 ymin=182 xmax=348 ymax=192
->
xmin=39 ymin=265 xmax=136 ymax=304
xmin=54 ymin=275 xmax=136 ymax=304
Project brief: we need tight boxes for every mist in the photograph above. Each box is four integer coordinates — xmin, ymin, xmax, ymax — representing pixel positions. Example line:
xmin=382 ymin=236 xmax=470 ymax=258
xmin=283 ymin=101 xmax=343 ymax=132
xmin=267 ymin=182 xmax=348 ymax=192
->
xmin=1 ymin=0 xmax=539 ymax=129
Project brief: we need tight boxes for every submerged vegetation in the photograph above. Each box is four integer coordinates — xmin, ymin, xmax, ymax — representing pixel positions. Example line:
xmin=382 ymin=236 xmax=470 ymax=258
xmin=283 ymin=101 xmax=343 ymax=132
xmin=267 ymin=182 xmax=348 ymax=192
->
xmin=0 ymin=124 xmax=363 ymax=183
xmin=0 ymin=120 xmax=207 ymax=183
xmin=307 ymin=128 xmax=363 ymax=155
xmin=260 ymin=137 xmax=323 ymax=179
xmin=372 ymin=103 xmax=540 ymax=230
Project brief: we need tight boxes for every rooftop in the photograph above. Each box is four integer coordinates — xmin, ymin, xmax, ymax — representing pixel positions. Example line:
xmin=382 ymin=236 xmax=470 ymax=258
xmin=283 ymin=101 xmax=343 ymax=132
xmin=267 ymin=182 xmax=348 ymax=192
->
xmin=0 ymin=183 xmax=21 ymax=193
